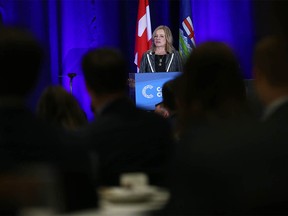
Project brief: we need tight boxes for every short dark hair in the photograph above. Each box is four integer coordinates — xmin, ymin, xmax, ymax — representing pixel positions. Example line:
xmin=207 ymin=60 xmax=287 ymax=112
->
xmin=253 ymin=35 xmax=288 ymax=87
xmin=81 ymin=48 xmax=128 ymax=94
xmin=0 ymin=26 xmax=43 ymax=96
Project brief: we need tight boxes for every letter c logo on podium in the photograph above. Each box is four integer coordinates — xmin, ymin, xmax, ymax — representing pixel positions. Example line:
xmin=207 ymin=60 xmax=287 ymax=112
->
xmin=142 ymin=85 xmax=153 ymax=99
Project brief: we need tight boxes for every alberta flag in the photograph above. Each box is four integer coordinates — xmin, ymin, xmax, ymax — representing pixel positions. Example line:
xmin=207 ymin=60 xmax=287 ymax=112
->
xmin=134 ymin=0 xmax=152 ymax=72
xmin=179 ymin=0 xmax=196 ymax=61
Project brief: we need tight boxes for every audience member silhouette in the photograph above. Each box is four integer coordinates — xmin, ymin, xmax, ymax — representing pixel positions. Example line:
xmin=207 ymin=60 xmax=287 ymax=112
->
xmin=81 ymin=47 xmax=174 ymax=187
xmin=0 ymin=26 xmax=97 ymax=214
xmin=154 ymin=37 xmax=288 ymax=215
xmin=175 ymin=41 xmax=251 ymax=136
xmin=152 ymin=41 xmax=259 ymax=215
xmin=246 ymin=34 xmax=288 ymax=213
xmin=253 ymin=35 xmax=288 ymax=122
xmin=36 ymin=85 xmax=87 ymax=131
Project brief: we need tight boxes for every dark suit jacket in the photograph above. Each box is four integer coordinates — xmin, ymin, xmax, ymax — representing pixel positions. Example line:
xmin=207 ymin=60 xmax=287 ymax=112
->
xmin=155 ymin=102 xmax=288 ymax=215
xmin=82 ymin=97 xmax=174 ymax=187
xmin=252 ymin=100 xmax=288 ymax=214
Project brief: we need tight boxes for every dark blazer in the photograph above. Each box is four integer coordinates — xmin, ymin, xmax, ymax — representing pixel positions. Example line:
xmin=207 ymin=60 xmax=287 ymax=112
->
xmin=252 ymin=100 xmax=288 ymax=214
xmin=155 ymin=101 xmax=288 ymax=215
xmin=83 ymin=97 xmax=174 ymax=187
xmin=139 ymin=50 xmax=183 ymax=73
xmin=151 ymin=119 xmax=262 ymax=215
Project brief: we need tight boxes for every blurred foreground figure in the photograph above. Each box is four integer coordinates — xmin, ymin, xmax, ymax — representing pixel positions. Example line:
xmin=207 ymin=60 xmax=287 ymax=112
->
xmin=81 ymin=48 xmax=174 ymax=187
xmin=0 ymin=26 xmax=97 ymax=214
xmin=155 ymin=37 xmax=288 ymax=215
xmin=175 ymin=41 xmax=251 ymax=136
xmin=248 ymin=34 xmax=288 ymax=213
xmin=36 ymin=85 xmax=88 ymax=131
xmin=152 ymin=41 xmax=260 ymax=215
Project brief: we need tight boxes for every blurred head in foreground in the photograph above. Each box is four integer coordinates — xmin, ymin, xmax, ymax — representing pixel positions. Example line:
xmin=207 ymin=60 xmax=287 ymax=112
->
xmin=176 ymin=41 xmax=248 ymax=133
xmin=37 ymin=85 xmax=87 ymax=130
xmin=253 ymin=35 xmax=288 ymax=107
xmin=81 ymin=48 xmax=128 ymax=114
xmin=0 ymin=26 xmax=43 ymax=97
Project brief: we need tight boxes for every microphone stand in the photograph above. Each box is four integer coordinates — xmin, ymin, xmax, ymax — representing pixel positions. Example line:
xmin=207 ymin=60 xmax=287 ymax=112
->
xmin=58 ymin=73 xmax=77 ymax=94
xmin=67 ymin=73 xmax=77 ymax=94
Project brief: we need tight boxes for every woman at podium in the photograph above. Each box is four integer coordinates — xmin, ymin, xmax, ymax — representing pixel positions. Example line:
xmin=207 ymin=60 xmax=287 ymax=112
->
xmin=139 ymin=25 xmax=183 ymax=73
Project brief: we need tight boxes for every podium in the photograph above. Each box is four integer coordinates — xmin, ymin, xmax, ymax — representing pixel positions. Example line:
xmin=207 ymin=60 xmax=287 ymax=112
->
xmin=129 ymin=72 xmax=181 ymax=110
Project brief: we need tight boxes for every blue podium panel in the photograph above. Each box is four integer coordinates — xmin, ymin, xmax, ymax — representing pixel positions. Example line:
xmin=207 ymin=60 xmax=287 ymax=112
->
xmin=130 ymin=72 xmax=181 ymax=110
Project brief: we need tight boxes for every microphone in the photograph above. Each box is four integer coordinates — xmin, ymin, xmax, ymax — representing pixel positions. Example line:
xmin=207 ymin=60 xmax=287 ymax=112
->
xmin=68 ymin=73 xmax=77 ymax=79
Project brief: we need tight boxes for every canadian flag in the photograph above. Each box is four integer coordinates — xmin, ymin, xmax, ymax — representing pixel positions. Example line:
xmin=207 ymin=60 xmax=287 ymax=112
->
xmin=134 ymin=0 xmax=152 ymax=72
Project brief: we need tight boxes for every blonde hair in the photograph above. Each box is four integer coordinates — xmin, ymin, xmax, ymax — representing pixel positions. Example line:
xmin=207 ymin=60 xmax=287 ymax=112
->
xmin=150 ymin=25 xmax=175 ymax=53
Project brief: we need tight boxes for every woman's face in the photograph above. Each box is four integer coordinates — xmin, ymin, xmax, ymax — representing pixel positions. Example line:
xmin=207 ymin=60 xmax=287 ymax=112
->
xmin=154 ymin=29 xmax=166 ymax=48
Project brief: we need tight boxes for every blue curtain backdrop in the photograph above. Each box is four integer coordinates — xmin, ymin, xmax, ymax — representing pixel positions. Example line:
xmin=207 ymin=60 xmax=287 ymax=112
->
xmin=0 ymin=0 xmax=268 ymax=120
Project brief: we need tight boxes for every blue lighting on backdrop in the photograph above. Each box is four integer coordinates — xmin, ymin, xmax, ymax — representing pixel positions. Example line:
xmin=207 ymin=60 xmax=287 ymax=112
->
xmin=192 ymin=0 xmax=253 ymax=79
xmin=0 ymin=0 xmax=255 ymax=120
